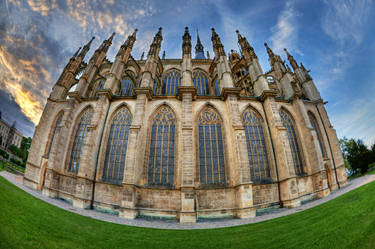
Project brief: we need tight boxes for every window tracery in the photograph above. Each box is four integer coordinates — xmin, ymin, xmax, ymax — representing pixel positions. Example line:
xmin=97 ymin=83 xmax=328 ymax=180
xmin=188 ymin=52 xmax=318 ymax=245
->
xmin=68 ymin=108 xmax=94 ymax=173
xmin=193 ymin=71 xmax=209 ymax=96
xmin=242 ymin=108 xmax=271 ymax=183
xmin=279 ymin=109 xmax=304 ymax=175
xmin=161 ymin=70 xmax=181 ymax=96
xmin=308 ymin=112 xmax=326 ymax=158
xmin=147 ymin=106 xmax=176 ymax=186
xmin=198 ymin=106 xmax=226 ymax=185
xmin=102 ymin=108 xmax=132 ymax=184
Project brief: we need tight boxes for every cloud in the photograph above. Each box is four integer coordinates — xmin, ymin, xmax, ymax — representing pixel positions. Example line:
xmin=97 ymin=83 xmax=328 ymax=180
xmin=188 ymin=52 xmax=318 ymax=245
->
xmin=269 ymin=0 xmax=299 ymax=55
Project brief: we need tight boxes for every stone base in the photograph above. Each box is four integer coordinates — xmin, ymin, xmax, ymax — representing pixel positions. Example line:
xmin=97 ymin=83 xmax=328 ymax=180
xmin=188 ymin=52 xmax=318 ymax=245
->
xmin=119 ymin=209 xmax=137 ymax=219
xmin=179 ymin=212 xmax=196 ymax=223
xmin=73 ymin=198 xmax=91 ymax=209
xmin=42 ymin=187 xmax=58 ymax=198
xmin=237 ymin=208 xmax=256 ymax=219
xmin=23 ymin=177 xmax=38 ymax=190
xmin=283 ymin=198 xmax=301 ymax=208
xmin=316 ymin=188 xmax=330 ymax=198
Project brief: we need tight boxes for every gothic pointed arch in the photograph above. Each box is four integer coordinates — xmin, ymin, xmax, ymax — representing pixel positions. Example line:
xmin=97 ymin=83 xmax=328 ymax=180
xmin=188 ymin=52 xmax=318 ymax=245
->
xmin=68 ymin=107 xmax=94 ymax=173
xmin=197 ymin=105 xmax=226 ymax=185
xmin=193 ymin=69 xmax=209 ymax=96
xmin=161 ymin=69 xmax=181 ymax=96
xmin=147 ymin=105 xmax=176 ymax=186
xmin=118 ymin=74 xmax=135 ymax=96
xmin=45 ymin=111 xmax=64 ymax=157
xmin=242 ymin=106 xmax=271 ymax=183
xmin=279 ymin=108 xmax=304 ymax=175
xmin=102 ymin=106 xmax=132 ymax=184
xmin=308 ymin=111 xmax=326 ymax=158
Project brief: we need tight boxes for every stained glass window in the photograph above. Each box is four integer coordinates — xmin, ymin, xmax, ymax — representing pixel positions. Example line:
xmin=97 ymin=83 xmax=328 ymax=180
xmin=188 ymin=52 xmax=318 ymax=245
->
xmin=95 ymin=79 xmax=105 ymax=97
xmin=242 ymin=108 xmax=271 ymax=183
xmin=215 ymin=79 xmax=220 ymax=96
xmin=161 ymin=70 xmax=181 ymax=96
xmin=279 ymin=109 xmax=304 ymax=175
xmin=198 ymin=106 xmax=226 ymax=185
xmin=147 ymin=106 xmax=176 ymax=186
xmin=193 ymin=71 xmax=209 ymax=96
xmin=118 ymin=78 xmax=133 ymax=96
xmin=68 ymin=108 xmax=94 ymax=173
xmin=102 ymin=108 xmax=132 ymax=184
xmin=308 ymin=112 xmax=327 ymax=158
xmin=46 ymin=113 xmax=63 ymax=157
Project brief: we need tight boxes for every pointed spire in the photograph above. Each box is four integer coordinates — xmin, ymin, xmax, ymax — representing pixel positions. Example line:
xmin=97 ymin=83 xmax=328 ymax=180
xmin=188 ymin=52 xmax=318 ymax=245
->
xmin=195 ymin=28 xmax=205 ymax=59
xmin=264 ymin=42 xmax=274 ymax=58
xmin=79 ymin=36 xmax=95 ymax=58
xmin=206 ymin=51 xmax=210 ymax=59
xmin=162 ymin=51 xmax=166 ymax=59
xmin=99 ymin=32 xmax=115 ymax=53
xmin=284 ymin=48 xmax=298 ymax=70
xmin=141 ymin=52 xmax=144 ymax=60
xmin=236 ymin=30 xmax=257 ymax=59
xmin=211 ymin=28 xmax=225 ymax=57
xmin=72 ymin=47 xmax=81 ymax=58
xmin=148 ymin=27 xmax=163 ymax=57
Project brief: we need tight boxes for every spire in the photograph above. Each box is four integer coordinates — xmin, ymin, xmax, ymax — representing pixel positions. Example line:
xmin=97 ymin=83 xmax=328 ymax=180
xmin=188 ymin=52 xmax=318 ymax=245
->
xmin=98 ymin=32 xmax=115 ymax=53
xmin=284 ymin=48 xmax=298 ymax=71
xmin=141 ymin=52 xmax=144 ymax=60
xmin=73 ymin=47 xmax=81 ymax=58
xmin=148 ymin=27 xmax=163 ymax=57
xmin=79 ymin=36 xmax=95 ymax=58
xmin=195 ymin=29 xmax=205 ymax=59
xmin=264 ymin=42 xmax=274 ymax=58
xmin=206 ymin=51 xmax=210 ymax=59
xmin=162 ymin=51 xmax=166 ymax=59
xmin=117 ymin=29 xmax=138 ymax=57
xmin=182 ymin=27 xmax=192 ymax=56
xmin=211 ymin=28 xmax=225 ymax=57
xmin=236 ymin=30 xmax=257 ymax=60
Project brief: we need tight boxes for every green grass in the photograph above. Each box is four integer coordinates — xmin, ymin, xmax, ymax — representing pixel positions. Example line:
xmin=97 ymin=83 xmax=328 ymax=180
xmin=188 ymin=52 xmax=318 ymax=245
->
xmin=0 ymin=177 xmax=375 ymax=249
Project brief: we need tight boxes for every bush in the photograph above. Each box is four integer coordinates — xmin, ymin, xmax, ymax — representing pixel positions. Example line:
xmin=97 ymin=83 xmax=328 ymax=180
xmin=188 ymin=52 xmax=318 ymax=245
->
xmin=10 ymin=158 xmax=25 ymax=167
xmin=0 ymin=149 xmax=9 ymax=160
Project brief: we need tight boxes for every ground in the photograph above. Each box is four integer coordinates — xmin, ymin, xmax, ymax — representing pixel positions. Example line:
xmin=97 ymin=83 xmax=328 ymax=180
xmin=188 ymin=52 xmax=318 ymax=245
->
xmin=1 ymin=176 xmax=375 ymax=248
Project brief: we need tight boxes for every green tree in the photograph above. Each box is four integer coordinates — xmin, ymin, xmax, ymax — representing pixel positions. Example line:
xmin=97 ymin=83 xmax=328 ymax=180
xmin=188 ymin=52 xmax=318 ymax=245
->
xmin=340 ymin=137 xmax=375 ymax=175
xmin=20 ymin=137 xmax=32 ymax=162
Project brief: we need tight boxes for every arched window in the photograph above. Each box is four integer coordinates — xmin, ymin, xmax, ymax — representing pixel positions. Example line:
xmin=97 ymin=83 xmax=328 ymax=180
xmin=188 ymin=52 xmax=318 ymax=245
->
xmin=147 ymin=106 xmax=176 ymax=186
xmin=102 ymin=108 xmax=132 ymax=184
xmin=162 ymin=69 xmax=181 ymax=96
xmin=198 ymin=106 xmax=226 ymax=185
xmin=95 ymin=79 xmax=106 ymax=97
xmin=193 ymin=71 xmax=209 ymax=96
xmin=68 ymin=108 xmax=94 ymax=173
xmin=214 ymin=79 xmax=220 ymax=96
xmin=242 ymin=108 xmax=271 ymax=183
xmin=46 ymin=113 xmax=63 ymax=157
xmin=279 ymin=109 xmax=304 ymax=175
xmin=308 ymin=112 xmax=327 ymax=158
xmin=118 ymin=78 xmax=134 ymax=96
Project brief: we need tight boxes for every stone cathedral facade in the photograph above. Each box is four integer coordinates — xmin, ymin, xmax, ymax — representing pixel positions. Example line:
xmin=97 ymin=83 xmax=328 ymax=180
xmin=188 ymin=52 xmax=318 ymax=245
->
xmin=24 ymin=27 xmax=348 ymax=223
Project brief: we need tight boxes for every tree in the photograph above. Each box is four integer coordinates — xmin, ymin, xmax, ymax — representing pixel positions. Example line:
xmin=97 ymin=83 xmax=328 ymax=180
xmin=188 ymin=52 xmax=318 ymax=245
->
xmin=20 ymin=137 xmax=32 ymax=162
xmin=340 ymin=137 xmax=375 ymax=175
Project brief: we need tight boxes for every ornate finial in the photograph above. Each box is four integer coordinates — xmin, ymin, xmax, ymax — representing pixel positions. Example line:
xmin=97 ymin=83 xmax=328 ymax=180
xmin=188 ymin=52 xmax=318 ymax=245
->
xmin=264 ymin=42 xmax=274 ymax=57
xmin=141 ymin=52 xmax=144 ymax=60
xmin=284 ymin=48 xmax=298 ymax=70
xmin=206 ymin=51 xmax=210 ymax=59
xmin=73 ymin=47 xmax=81 ymax=57
xmin=235 ymin=30 xmax=242 ymax=40
xmin=162 ymin=50 xmax=166 ymax=59
xmin=79 ymin=36 xmax=95 ymax=57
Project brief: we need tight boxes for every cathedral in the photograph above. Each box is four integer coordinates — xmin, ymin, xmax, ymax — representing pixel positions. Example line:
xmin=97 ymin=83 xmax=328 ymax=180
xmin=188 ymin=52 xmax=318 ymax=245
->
xmin=24 ymin=27 xmax=348 ymax=223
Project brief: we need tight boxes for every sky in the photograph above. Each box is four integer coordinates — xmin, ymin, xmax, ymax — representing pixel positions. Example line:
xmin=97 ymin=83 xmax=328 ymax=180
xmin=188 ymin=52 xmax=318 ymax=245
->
xmin=0 ymin=0 xmax=374 ymax=146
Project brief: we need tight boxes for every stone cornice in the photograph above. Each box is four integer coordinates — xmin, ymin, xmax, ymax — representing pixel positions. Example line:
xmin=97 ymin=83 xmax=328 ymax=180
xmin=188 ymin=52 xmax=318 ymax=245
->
xmin=221 ymin=87 xmax=242 ymax=100
xmin=259 ymin=89 xmax=278 ymax=101
xmin=177 ymin=86 xmax=197 ymax=100
xmin=134 ymin=87 xmax=153 ymax=100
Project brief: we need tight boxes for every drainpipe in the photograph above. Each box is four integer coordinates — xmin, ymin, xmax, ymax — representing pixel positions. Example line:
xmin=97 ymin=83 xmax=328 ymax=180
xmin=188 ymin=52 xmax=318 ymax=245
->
xmin=261 ymin=100 xmax=283 ymax=207
xmin=315 ymin=105 xmax=340 ymax=189
xmin=90 ymin=97 xmax=112 ymax=209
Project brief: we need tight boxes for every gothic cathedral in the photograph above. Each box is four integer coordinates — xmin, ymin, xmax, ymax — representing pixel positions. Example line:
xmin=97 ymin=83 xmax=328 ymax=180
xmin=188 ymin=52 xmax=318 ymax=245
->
xmin=24 ymin=27 xmax=348 ymax=223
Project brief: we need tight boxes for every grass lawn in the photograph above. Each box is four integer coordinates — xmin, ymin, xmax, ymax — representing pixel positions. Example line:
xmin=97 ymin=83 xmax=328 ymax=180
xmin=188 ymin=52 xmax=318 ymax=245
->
xmin=0 ymin=177 xmax=375 ymax=249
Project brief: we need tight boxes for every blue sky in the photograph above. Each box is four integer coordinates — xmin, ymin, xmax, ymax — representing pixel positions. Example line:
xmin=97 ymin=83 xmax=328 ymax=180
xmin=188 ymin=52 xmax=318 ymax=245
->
xmin=0 ymin=0 xmax=374 ymax=146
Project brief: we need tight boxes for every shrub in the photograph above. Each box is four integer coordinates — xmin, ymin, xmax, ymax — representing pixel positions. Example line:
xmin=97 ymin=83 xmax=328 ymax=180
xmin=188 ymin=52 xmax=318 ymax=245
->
xmin=0 ymin=149 xmax=9 ymax=160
